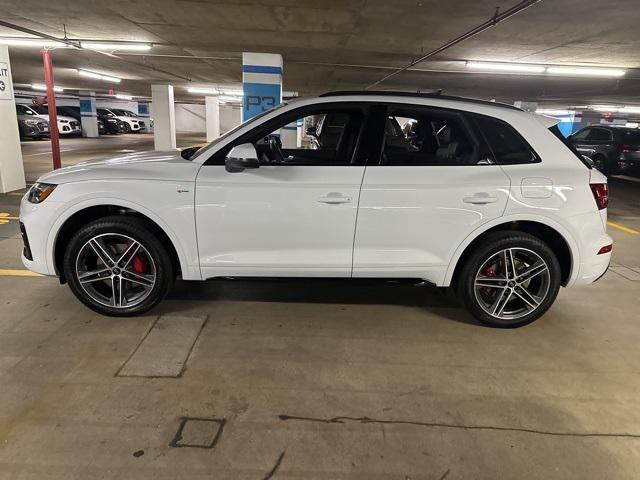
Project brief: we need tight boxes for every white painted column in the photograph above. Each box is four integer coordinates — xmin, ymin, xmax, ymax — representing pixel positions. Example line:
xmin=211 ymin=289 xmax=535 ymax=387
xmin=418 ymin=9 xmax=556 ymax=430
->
xmin=242 ymin=52 xmax=283 ymax=122
xmin=151 ymin=84 xmax=176 ymax=150
xmin=79 ymin=91 xmax=99 ymax=137
xmin=0 ymin=45 xmax=26 ymax=193
xmin=205 ymin=95 xmax=220 ymax=142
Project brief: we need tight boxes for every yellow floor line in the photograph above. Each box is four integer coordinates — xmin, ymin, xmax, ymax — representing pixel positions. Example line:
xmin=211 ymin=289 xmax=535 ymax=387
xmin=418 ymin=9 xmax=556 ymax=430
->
xmin=0 ymin=269 xmax=42 ymax=277
xmin=608 ymin=221 xmax=640 ymax=235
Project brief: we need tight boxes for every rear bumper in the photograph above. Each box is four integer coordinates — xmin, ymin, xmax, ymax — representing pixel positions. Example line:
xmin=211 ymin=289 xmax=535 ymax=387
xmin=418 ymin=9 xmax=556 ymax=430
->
xmin=571 ymin=233 xmax=613 ymax=286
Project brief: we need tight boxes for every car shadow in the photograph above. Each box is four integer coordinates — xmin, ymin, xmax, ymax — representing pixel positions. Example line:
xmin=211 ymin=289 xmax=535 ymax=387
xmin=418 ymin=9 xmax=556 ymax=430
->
xmin=164 ymin=278 xmax=478 ymax=326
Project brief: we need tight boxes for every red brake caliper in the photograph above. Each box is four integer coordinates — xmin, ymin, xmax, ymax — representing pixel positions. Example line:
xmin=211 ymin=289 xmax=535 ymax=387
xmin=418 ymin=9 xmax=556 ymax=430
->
xmin=132 ymin=254 xmax=149 ymax=274
xmin=483 ymin=266 xmax=497 ymax=277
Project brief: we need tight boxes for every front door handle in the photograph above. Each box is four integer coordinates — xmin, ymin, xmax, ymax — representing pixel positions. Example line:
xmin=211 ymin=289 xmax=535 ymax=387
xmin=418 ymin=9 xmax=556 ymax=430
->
xmin=463 ymin=193 xmax=498 ymax=205
xmin=318 ymin=192 xmax=352 ymax=204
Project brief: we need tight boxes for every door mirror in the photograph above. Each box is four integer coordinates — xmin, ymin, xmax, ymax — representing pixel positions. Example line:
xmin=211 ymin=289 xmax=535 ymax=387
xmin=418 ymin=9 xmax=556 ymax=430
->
xmin=306 ymin=125 xmax=318 ymax=137
xmin=225 ymin=143 xmax=260 ymax=172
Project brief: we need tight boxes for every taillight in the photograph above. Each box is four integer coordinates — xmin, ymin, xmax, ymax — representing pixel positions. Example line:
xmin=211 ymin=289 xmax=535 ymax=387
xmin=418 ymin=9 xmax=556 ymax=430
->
xmin=598 ymin=244 xmax=612 ymax=255
xmin=590 ymin=183 xmax=609 ymax=210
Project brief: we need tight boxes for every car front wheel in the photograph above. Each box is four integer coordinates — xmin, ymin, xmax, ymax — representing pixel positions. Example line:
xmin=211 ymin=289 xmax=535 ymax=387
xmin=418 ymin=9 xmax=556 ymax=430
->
xmin=63 ymin=216 xmax=174 ymax=316
xmin=457 ymin=232 xmax=561 ymax=328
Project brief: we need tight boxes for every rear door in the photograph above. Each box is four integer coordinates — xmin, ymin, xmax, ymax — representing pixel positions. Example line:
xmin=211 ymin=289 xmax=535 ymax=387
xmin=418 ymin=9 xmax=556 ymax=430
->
xmin=352 ymin=104 xmax=511 ymax=284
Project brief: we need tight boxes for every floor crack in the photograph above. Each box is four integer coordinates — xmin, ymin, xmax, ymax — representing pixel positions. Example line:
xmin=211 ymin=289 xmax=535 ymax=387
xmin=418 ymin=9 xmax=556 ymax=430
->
xmin=262 ymin=451 xmax=285 ymax=480
xmin=278 ymin=414 xmax=640 ymax=439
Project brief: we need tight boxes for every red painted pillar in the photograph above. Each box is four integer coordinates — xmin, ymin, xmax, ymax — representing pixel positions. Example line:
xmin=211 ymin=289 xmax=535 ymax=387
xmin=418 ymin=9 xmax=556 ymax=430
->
xmin=41 ymin=49 xmax=61 ymax=170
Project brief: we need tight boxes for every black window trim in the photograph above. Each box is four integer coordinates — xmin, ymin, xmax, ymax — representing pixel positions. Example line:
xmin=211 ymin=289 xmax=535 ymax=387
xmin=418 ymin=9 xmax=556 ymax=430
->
xmin=470 ymin=112 xmax=541 ymax=166
xmin=205 ymin=101 xmax=370 ymax=167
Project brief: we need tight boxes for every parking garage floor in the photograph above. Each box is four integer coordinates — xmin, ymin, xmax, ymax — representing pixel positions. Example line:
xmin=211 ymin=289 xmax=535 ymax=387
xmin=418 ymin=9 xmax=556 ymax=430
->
xmin=1 ymin=136 xmax=639 ymax=479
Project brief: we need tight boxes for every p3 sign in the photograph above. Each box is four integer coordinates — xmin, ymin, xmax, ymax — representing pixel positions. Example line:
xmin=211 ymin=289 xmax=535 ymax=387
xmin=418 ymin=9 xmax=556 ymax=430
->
xmin=242 ymin=82 xmax=281 ymax=121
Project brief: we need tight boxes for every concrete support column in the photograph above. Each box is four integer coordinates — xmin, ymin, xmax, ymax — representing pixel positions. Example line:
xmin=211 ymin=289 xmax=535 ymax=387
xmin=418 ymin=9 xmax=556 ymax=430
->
xmin=242 ymin=52 xmax=283 ymax=122
xmin=151 ymin=84 xmax=176 ymax=150
xmin=280 ymin=122 xmax=297 ymax=148
xmin=79 ymin=91 xmax=99 ymax=138
xmin=137 ymin=101 xmax=151 ymax=132
xmin=205 ymin=95 xmax=220 ymax=142
xmin=0 ymin=45 xmax=26 ymax=193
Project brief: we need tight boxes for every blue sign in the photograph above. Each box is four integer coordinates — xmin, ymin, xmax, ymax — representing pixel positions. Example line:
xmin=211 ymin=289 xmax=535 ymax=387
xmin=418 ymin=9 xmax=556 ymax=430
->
xmin=138 ymin=102 xmax=150 ymax=117
xmin=79 ymin=98 xmax=96 ymax=117
xmin=242 ymin=82 xmax=281 ymax=121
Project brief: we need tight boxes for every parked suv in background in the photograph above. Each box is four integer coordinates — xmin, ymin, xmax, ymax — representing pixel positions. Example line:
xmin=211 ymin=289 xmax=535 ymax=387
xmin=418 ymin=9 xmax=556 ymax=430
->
xmin=97 ymin=108 xmax=145 ymax=133
xmin=20 ymin=92 xmax=612 ymax=328
xmin=17 ymin=114 xmax=49 ymax=140
xmin=568 ymin=125 xmax=640 ymax=175
xmin=16 ymin=104 xmax=81 ymax=136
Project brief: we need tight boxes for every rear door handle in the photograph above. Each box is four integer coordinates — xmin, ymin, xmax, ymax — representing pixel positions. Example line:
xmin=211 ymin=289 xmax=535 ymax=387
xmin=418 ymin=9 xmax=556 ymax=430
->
xmin=463 ymin=193 xmax=498 ymax=205
xmin=318 ymin=192 xmax=352 ymax=204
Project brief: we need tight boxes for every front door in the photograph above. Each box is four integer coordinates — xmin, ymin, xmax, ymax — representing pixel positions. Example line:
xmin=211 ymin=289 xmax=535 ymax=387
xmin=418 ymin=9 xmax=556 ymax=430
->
xmin=353 ymin=104 xmax=512 ymax=284
xmin=195 ymin=103 xmax=366 ymax=278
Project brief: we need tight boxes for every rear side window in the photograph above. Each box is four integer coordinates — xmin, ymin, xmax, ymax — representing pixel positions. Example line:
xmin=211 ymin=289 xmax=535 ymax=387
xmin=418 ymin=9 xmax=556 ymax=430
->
xmin=586 ymin=128 xmax=612 ymax=141
xmin=381 ymin=107 xmax=480 ymax=166
xmin=548 ymin=125 xmax=592 ymax=169
xmin=473 ymin=114 xmax=539 ymax=164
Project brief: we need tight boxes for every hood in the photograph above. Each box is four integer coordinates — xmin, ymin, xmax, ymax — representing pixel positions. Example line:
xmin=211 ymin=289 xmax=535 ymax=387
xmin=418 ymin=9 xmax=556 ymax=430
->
xmin=38 ymin=149 xmax=200 ymax=185
xmin=18 ymin=114 xmax=48 ymax=124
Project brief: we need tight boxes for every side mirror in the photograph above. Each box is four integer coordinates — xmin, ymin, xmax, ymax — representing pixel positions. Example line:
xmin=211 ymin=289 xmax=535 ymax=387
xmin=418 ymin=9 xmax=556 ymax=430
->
xmin=225 ymin=143 xmax=260 ymax=172
xmin=306 ymin=125 xmax=317 ymax=137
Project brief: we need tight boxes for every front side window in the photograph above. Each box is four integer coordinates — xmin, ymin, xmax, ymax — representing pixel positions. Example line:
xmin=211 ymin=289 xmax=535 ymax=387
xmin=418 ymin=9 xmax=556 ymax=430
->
xmin=572 ymin=128 xmax=591 ymax=141
xmin=473 ymin=114 xmax=539 ymax=164
xmin=380 ymin=108 xmax=480 ymax=165
xmin=218 ymin=106 xmax=364 ymax=166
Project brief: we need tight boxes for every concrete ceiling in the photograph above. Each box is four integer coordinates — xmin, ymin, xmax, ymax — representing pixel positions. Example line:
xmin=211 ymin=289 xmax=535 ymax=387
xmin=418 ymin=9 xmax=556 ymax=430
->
xmin=1 ymin=0 xmax=639 ymax=106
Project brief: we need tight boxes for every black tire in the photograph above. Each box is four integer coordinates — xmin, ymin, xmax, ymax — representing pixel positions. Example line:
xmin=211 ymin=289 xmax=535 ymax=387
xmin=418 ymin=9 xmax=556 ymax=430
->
xmin=456 ymin=231 xmax=561 ymax=328
xmin=63 ymin=216 xmax=174 ymax=317
xmin=121 ymin=122 xmax=131 ymax=133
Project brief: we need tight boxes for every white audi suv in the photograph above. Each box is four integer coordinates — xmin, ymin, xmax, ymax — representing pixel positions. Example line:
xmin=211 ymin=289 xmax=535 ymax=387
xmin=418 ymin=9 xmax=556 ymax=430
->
xmin=19 ymin=92 xmax=612 ymax=327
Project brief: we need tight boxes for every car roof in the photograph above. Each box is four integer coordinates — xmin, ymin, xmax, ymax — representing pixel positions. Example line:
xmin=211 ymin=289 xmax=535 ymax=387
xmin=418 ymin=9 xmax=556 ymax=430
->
xmin=319 ymin=90 xmax=522 ymax=112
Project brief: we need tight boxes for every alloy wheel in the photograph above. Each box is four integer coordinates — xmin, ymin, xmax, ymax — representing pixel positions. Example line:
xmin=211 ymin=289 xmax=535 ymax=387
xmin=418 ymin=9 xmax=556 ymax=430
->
xmin=75 ymin=233 xmax=156 ymax=308
xmin=473 ymin=247 xmax=551 ymax=321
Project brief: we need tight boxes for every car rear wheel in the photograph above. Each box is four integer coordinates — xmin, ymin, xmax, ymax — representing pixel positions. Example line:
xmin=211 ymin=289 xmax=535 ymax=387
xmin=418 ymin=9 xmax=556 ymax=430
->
xmin=63 ymin=216 xmax=174 ymax=316
xmin=457 ymin=231 xmax=561 ymax=328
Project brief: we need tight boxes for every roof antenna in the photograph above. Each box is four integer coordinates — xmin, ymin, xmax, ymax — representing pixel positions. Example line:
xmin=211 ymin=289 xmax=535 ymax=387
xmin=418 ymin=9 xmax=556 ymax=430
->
xmin=492 ymin=6 xmax=500 ymax=25
xmin=62 ymin=23 xmax=68 ymax=41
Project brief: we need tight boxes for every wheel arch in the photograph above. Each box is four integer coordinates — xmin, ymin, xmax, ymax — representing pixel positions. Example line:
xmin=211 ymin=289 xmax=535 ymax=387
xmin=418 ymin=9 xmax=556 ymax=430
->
xmin=445 ymin=216 xmax=578 ymax=288
xmin=51 ymin=202 xmax=185 ymax=283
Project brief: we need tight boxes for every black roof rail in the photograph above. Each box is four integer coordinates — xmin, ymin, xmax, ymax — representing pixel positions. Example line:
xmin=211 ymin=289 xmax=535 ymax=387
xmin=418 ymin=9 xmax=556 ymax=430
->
xmin=318 ymin=90 xmax=522 ymax=111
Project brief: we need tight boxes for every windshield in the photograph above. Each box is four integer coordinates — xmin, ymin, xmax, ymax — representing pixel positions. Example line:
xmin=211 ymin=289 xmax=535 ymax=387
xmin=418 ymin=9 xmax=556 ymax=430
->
xmin=191 ymin=102 xmax=288 ymax=161
xmin=115 ymin=109 xmax=138 ymax=117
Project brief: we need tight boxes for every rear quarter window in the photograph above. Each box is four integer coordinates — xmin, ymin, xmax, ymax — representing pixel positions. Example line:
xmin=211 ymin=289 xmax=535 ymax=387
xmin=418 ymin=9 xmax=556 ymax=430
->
xmin=472 ymin=114 xmax=539 ymax=165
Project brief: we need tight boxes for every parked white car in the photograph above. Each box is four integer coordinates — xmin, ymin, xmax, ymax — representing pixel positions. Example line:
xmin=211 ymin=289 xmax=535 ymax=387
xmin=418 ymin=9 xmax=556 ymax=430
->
xmin=16 ymin=104 xmax=81 ymax=135
xmin=97 ymin=108 xmax=146 ymax=133
xmin=20 ymin=92 xmax=612 ymax=327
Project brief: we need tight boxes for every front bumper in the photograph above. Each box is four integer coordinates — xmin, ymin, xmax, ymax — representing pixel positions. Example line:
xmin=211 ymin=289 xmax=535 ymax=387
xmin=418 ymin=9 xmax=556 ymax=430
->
xmin=19 ymin=194 xmax=62 ymax=276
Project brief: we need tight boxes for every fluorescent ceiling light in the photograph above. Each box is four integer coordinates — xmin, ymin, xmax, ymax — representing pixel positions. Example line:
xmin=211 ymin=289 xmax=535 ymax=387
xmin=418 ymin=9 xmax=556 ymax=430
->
xmin=219 ymin=95 xmax=242 ymax=102
xmin=0 ymin=37 xmax=69 ymax=48
xmin=535 ymin=109 xmax=572 ymax=115
xmin=620 ymin=106 xmax=640 ymax=114
xmin=81 ymin=42 xmax=151 ymax=51
xmin=31 ymin=83 xmax=63 ymax=93
xmin=547 ymin=66 xmax=625 ymax=77
xmin=115 ymin=94 xmax=133 ymax=100
xmin=466 ymin=61 xmax=545 ymax=73
xmin=219 ymin=89 xmax=243 ymax=96
xmin=78 ymin=69 xmax=121 ymax=83
xmin=590 ymin=105 xmax=623 ymax=112
xmin=187 ymin=87 xmax=218 ymax=95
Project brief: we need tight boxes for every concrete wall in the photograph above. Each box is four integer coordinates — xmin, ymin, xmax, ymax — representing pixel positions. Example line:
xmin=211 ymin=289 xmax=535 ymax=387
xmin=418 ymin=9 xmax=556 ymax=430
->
xmin=175 ymin=103 xmax=205 ymax=133
xmin=220 ymin=104 xmax=241 ymax=134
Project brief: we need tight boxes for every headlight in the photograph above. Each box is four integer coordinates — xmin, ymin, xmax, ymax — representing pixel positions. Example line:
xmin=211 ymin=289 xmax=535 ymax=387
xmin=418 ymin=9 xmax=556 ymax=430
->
xmin=28 ymin=183 xmax=57 ymax=204
xmin=25 ymin=119 xmax=40 ymax=126
xmin=108 ymin=119 xmax=117 ymax=123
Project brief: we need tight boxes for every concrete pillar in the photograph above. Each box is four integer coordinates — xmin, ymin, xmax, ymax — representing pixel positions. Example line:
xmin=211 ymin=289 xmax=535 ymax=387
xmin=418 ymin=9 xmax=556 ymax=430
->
xmin=242 ymin=52 xmax=283 ymax=122
xmin=137 ymin=101 xmax=151 ymax=132
xmin=205 ymin=95 xmax=220 ymax=142
xmin=151 ymin=84 xmax=176 ymax=150
xmin=0 ymin=45 xmax=26 ymax=193
xmin=296 ymin=118 xmax=303 ymax=147
xmin=79 ymin=91 xmax=99 ymax=138
xmin=280 ymin=122 xmax=297 ymax=148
